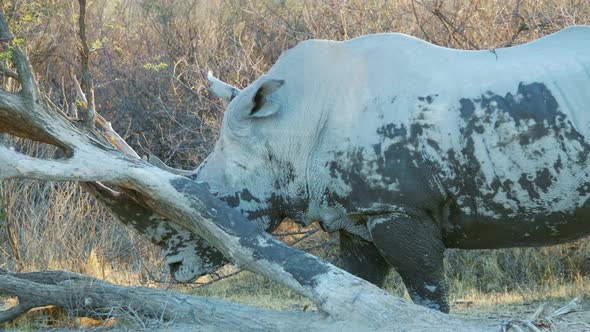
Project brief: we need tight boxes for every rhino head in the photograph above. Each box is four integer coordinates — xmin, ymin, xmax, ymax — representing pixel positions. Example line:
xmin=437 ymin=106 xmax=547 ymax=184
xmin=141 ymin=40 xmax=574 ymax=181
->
xmin=194 ymin=72 xmax=314 ymax=230
xmin=167 ymin=72 xmax=314 ymax=281
xmin=168 ymin=41 xmax=354 ymax=281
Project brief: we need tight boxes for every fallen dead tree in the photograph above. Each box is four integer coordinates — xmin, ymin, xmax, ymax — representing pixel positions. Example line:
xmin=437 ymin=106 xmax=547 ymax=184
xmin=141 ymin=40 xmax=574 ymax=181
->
xmin=0 ymin=8 xmax=578 ymax=332
xmin=0 ymin=269 xmax=349 ymax=330
xmin=0 ymin=269 xmax=580 ymax=331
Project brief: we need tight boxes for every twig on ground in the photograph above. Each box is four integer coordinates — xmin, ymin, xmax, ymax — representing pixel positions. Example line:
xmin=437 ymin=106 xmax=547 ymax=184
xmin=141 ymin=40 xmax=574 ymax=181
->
xmin=500 ymin=297 xmax=580 ymax=332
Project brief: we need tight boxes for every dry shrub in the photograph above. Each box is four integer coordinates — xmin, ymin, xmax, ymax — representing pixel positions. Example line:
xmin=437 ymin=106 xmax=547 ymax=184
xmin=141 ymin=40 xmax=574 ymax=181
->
xmin=445 ymin=241 xmax=590 ymax=294
xmin=0 ymin=0 xmax=589 ymax=294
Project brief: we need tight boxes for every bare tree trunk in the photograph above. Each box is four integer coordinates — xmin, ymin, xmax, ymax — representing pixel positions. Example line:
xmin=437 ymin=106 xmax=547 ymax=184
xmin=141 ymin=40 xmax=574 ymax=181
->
xmin=76 ymin=0 xmax=95 ymax=127
xmin=0 ymin=269 xmax=324 ymax=331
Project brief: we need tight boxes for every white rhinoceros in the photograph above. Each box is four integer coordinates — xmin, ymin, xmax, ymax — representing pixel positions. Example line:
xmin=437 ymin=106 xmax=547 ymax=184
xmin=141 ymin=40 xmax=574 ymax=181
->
xmin=122 ymin=26 xmax=590 ymax=313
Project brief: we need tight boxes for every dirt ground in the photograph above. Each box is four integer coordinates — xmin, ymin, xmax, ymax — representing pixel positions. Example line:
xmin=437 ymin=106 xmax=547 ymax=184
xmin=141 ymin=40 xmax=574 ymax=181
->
xmin=452 ymin=297 xmax=590 ymax=331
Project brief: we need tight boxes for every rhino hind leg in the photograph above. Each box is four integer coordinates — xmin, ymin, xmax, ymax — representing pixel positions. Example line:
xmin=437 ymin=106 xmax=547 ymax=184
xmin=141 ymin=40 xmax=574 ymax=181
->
xmin=339 ymin=230 xmax=391 ymax=287
xmin=368 ymin=211 xmax=449 ymax=313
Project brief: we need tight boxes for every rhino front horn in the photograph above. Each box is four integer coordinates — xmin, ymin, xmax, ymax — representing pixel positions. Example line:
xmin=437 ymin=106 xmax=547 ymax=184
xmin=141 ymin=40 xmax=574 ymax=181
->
xmin=208 ymin=71 xmax=241 ymax=105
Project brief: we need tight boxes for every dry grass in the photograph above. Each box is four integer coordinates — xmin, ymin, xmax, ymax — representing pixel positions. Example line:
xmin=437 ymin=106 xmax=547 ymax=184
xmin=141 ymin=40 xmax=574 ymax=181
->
xmin=2 ymin=0 xmax=590 ymax=328
xmin=0 ymin=140 xmax=164 ymax=286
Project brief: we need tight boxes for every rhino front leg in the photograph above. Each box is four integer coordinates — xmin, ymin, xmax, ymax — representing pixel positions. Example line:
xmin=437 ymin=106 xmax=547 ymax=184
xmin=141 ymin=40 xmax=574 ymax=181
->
xmin=367 ymin=210 xmax=449 ymax=313
xmin=339 ymin=230 xmax=391 ymax=287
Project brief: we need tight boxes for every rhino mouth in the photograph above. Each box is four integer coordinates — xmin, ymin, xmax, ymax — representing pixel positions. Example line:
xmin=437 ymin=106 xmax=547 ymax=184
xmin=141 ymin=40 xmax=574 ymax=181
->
xmin=167 ymin=260 xmax=200 ymax=283
xmin=163 ymin=236 xmax=229 ymax=283
xmin=167 ymin=260 xmax=185 ymax=281
xmin=166 ymin=258 xmax=205 ymax=283
xmin=164 ymin=178 xmax=237 ymax=282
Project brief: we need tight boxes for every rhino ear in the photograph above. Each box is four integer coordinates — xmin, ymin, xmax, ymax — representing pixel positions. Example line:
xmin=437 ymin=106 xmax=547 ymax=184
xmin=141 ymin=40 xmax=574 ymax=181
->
xmin=248 ymin=79 xmax=284 ymax=118
xmin=208 ymin=71 xmax=241 ymax=105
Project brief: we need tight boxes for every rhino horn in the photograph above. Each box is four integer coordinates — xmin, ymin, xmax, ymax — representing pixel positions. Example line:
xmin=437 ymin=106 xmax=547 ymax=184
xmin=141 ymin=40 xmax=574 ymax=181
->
xmin=208 ymin=71 xmax=241 ymax=104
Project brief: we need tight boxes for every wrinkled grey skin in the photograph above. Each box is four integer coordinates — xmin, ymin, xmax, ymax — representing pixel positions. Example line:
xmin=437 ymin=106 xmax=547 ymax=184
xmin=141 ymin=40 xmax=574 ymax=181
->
xmin=119 ymin=27 xmax=590 ymax=312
